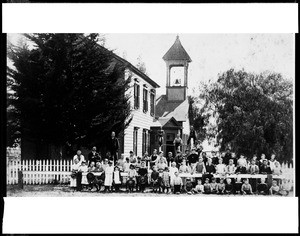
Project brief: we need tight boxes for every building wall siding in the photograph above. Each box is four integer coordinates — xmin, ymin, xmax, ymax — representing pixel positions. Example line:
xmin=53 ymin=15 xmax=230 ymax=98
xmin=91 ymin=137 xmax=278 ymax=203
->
xmin=123 ymin=69 xmax=156 ymax=157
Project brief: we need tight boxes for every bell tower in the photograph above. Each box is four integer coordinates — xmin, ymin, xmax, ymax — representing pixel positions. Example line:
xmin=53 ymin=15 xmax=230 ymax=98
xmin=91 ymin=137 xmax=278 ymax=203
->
xmin=163 ymin=35 xmax=192 ymax=101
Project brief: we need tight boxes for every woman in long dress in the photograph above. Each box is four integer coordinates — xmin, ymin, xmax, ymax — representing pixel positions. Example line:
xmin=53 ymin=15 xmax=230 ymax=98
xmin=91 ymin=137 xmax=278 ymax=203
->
xmin=104 ymin=161 xmax=114 ymax=192
xmin=70 ymin=158 xmax=80 ymax=189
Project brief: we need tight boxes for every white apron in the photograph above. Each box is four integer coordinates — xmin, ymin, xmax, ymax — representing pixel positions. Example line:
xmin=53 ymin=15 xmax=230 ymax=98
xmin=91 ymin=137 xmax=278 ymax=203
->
xmin=104 ymin=166 xmax=114 ymax=186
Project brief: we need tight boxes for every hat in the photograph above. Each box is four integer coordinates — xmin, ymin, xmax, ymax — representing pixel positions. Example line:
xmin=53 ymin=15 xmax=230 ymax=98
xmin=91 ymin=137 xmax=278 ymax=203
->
xmin=108 ymin=161 xmax=112 ymax=164
xmin=164 ymin=167 xmax=169 ymax=171
xmin=130 ymin=164 xmax=135 ymax=169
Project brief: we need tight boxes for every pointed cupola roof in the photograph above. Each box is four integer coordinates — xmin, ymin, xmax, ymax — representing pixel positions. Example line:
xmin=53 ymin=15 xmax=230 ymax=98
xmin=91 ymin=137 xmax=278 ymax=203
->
xmin=162 ymin=35 xmax=192 ymax=62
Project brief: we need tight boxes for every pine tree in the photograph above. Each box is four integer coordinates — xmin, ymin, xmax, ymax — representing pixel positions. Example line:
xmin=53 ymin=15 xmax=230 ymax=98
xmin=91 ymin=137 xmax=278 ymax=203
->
xmin=7 ymin=33 xmax=132 ymax=158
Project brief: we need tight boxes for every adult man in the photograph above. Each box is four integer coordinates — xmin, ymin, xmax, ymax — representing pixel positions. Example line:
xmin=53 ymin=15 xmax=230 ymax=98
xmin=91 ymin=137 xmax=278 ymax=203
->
xmin=187 ymin=148 xmax=199 ymax=169
xmin=167 ymin=152 xmax=174 ymax=165
xmin=107 ymin=131 xmax=119 ymax=163
xmin=88 ymin=146 xmax=101 ymax=166
xmin=223 ymin=149 xmax=232 ymax=166
xmin=155 ymin=151 xmax=167 ymax=165
xmin=173 ymin=133 xmax=183 ymax=152
xmin=260 ymin=159 xmax=272 ymax=174
xmin=73 ymin=150 xmax=85 ymax=165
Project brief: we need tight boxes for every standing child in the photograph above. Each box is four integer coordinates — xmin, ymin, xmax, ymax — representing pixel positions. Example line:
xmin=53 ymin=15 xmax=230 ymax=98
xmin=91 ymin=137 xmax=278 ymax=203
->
xmin=172 ymin=171 xmax=183 ymax=194
xmin=113 ymin=166 xmax=122 ymax=192
xmin=151 ymin=166 xmax=160 ymax=193
xmin=193 ymin=179 xmax=204 ymax=194
xmin=70 ymin=158 xmax=80 ymax=191
xmin=169 ymin=162 xmax=179 ymax=192
xmin=203 ymin=178 xmax=212 ymax=194
xmin=217 ymin=178 xmax=226 ymax=194
xmin=78 ymin=160 xmax=89 ymax=190
xmin=104 ymin=161 xmax=114 ymax=192
xmin=234 ymin=176 xmax=243 ymax=194
xmin=162 ymin=167 xmax=171 ymax=194
xmin=241 ymin=179 xmax=253 ymax=195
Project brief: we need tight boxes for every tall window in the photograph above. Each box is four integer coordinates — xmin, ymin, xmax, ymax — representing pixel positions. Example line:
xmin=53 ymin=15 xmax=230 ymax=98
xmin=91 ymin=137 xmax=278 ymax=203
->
xmin=143 ymin=88 xmax=148 ymax=113
xmin=134 ymin=83 xmax=140 ymax=109
xmin=150 ymin=91 xmax=155 ymax=116
xmin=142 ymin=129 xmax=147 ymax=155
xmin=133 ymin=127 xmax=138 ymax=155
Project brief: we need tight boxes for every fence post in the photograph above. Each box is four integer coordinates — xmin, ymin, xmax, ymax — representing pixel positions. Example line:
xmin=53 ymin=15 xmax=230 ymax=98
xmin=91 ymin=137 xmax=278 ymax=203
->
xmin=18 ymin=169 xmax=23 ymax=189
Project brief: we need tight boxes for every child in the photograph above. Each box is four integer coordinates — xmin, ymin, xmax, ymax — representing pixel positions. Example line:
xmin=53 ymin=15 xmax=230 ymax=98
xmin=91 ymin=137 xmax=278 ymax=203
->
xmin=122 ymin=157 xmax=131 ymax=185
xmin=279 ymin=178 xmax=291 ymax=196
xmin=193 ymin=179 xmax=204 ymax=194
xmin=104 ymin=161 xmax=114 ymax=192
xmin=127 ymin=164 xmax=137 ymax=191
xmin=151 ymin=166 xmax=160 ymax=193
xmin=203 ymin=178 xmax=212 ymax=194
xmin=172 ymin=171 xmax=183 ymax=194
xmin=179 ymin=160 xmax=190 ymax=191
xmin=162 ymin=167 xmax=171 ymax=194
xmin=225 ymin=178 xmax=234 ymax=194
xmin=272 ymin=161 xmax=282 ymax=175
xmin=70 ymin=158 xmax=80 ymax=190
xmin=257 ymin=178 xmax=268 ymax=195
xmin=169 ymin=162 xmax=179 ymax=191
xmin=88 ymin=161 xmax=96 ymax=172
xmin=113 ymin=166 xmax=122 ymax=192
xmin=217 ymin=178 xmax=225 ymax=194
xmin=226 ymin=159 xmax=236 ymax=175
xmin=185 ymin=178 xmax=194 ymax=194
xmin=216 ymin=158 xmax=227 ymax=176
xmin=158 ymin=168 xmax=164 ymax=193
xmin=269 ymin=180 xmax=280 ymax=195
xmin=241 ymin=179 xmax=253 ymax=195
xmin=210 ymin=177 xmax=218 ymax=194
xmin=234 ymin=176 xmax=242 ymax=194
xmin=137 ymin=161 xmax=148 ymax=193
xmin=78 ymin=160 xmax=89 ymax=190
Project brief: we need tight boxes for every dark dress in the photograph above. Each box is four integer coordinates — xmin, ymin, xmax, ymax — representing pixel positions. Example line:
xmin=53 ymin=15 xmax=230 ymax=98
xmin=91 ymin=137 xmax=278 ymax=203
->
xmin=88 ymin=152 xmax=101 ymax=165
xmin=187 ymin=153 xmax=199 ymax=165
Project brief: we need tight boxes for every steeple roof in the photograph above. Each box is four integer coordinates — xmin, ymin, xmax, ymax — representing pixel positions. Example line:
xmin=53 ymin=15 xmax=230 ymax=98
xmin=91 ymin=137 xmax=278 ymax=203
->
xmin=162 ymin=36 xmax=192 ymax=62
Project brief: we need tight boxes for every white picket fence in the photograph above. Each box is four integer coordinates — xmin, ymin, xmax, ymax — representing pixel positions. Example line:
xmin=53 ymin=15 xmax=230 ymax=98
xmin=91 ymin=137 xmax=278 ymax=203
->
xmin=7 ymin=159 xmax=72 ymax=185
xmin=7 ymin=159 xmax=294 ymax=185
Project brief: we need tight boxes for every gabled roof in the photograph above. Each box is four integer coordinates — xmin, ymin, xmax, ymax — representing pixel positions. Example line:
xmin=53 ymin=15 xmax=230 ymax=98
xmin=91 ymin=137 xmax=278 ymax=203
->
xmin=151 ymin=117 xmax=182 ymax=128
xmin=97 ymin=44 xmax=160 ymax=88
xmin=155 ymin=95 xmax=189 ymax=122
xmin=162 ymin=36 xmax=192 ymax=62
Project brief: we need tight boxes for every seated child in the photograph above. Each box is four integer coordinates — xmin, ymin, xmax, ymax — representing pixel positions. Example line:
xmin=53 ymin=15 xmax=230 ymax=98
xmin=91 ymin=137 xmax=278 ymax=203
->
xmin=172 ymin=171 xmax=183 ymax=194
xmin=161 ymin=167 xmax=171 ymax=194
xmin=203 ymin=178 xmax=212 ymax=194
xmin=88 ymin=161 xmax=96 ymax=172
xmin=279 ymin=178 xmax=291 ymax=196
xmin=210 ymin=177 xmax=218 ymax=194
xmin=225 ymin=178 xmax=234 ymax=194
xmin=193 ymin=179 xmax=204 ymax=194
xmin=113 ymin=166 xmax=122 ymax=192
xmin=217 ymin=178 xmax=225 ymax=194
xmin=185 ymin=178 xmax=194 ymax=194
xmin=151 ymin=166 xmax=160 ymax=193
xmin=137 ymin=161 xmax=148 ymax=193
xmin=158 ymin=168 xmax=164 ymax=193
xmin=127 ymin=164 xmax=137 ymax=192
xmin=269 ymin=180 xmax=280 ymax=195
xmin=234 ymin=176 xmax=243 ymax=194
xmin=241 ymin=178 xmax=253 ymax=195
xmin=257 ymin=178 xmax=268 ymax=195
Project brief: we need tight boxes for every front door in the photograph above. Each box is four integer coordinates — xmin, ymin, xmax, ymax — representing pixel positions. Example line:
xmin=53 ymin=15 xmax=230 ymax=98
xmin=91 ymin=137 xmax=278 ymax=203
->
xmin=166 ymin=132 xmax=175 ymax=157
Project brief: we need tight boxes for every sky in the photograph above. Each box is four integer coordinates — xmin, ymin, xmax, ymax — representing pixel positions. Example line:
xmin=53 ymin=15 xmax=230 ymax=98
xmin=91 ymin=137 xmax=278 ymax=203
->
xmin=8 ymin=33 xmax=295 ymax=97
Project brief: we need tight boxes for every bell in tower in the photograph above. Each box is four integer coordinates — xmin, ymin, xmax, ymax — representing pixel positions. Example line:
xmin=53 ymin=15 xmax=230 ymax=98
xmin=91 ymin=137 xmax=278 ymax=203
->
xmin=163 ymin=35 xmax=192 ymax=101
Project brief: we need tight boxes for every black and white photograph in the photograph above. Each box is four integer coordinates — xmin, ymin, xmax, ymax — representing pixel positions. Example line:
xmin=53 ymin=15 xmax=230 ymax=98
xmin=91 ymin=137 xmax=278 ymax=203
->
xmin=2 ymin=2 xmax=298 ymax=234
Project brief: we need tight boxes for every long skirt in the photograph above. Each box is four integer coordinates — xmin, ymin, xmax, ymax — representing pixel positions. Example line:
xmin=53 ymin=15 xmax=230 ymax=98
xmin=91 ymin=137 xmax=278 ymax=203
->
xmin=70 ymin=176 xmax=77 ymax=187
xmin=104 ymin=173 xmax=113 ymax=186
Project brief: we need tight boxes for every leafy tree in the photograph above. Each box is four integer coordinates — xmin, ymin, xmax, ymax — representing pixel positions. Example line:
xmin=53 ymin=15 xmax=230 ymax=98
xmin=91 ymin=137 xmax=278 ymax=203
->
xmin=136 ymin=55 xmax=147 ymax=75
xmin=7 ymin=33 xmax=132 ymax=158
xmin=198 ymin=69 xmax=293 ymax=162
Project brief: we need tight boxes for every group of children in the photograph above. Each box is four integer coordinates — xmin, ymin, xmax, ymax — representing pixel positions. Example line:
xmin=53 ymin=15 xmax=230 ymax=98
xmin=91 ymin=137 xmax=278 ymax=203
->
xmin=69 ymin=153 xmax=292 ymax=196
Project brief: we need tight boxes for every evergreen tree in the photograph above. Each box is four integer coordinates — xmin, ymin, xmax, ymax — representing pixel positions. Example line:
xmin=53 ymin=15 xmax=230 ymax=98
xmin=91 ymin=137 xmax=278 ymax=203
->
xmin=7 ymin=33 xmax=132 ymax=158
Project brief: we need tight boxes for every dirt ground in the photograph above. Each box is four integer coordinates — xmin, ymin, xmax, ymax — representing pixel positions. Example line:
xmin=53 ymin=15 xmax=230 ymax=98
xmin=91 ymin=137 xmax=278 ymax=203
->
xmin=6 ymin=185 xmax=293 ymax=197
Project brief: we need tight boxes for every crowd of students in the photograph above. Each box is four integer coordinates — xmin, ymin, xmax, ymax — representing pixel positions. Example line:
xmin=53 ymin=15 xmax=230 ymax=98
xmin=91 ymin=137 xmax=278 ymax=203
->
xmin=69 ymin=147 xmax=292 ymax=196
